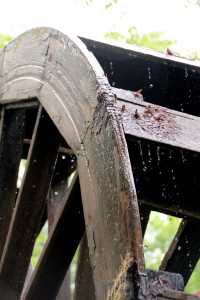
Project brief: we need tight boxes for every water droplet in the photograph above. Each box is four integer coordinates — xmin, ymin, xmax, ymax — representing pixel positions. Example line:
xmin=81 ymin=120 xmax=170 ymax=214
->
xmin=148 ymin=67 xmax=151 ymax=79
xmin=178 ymin=246 xmax=181 ymax=250
xmin=62 ymin=155 xmax=66 ymax=159
xmin=54 ymin=191 xmax=58 ymax=196
xmin=143 ymin=166 xmax=147 ymax=171
xmin=185 ymin=68 xmax=188 ymax=77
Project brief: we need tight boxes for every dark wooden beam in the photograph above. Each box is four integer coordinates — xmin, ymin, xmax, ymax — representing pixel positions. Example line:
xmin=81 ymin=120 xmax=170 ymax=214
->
xmin=74 ymin=232 xmax=96 ymax=300
xmin=113 ymin=87 xmax=200 ymax=153
xmin=0 ymin=107 xmax=61 ymax=300
xmin=0 ymin=108 xmax=25 ymax=258
xmin=160 ymin=220 xmax=200 ymax=286
xmin=23 ymin=172 xmax=85 ymax=300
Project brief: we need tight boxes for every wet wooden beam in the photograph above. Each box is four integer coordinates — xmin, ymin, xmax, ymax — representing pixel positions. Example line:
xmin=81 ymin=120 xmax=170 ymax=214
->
xmin=0 ymin=108 xmax=25 ymax=258
xmin=160 ymin=220 xmax=200 ymax=286
xmin=157 ymin=289 xmax=200 ymax=300
xmin=81 ymin=36 xmax=200 ymax=118
xmin=113 ymin=87 xmax=200 ymax=153
xmin=0 ymin=107 xmax=61 ymax=300
xmin=47 ymin=159 xmax=72 ymax=300
xmin=4 ymin=99 xmax=39 ymax=110
xmin=23 ymin=172 xmax=85 ymax=300
xmin=74 ymin=232 xmax=96 ymax=300
xmin=139 ymin=205 xmax=151 ymax=237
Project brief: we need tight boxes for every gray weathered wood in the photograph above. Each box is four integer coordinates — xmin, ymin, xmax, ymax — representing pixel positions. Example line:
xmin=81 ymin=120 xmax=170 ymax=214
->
xmin=23 ymin=172 xmax=85 ymax=300
xmin=114 ymin=87 xmax=200 ymax=153
xmin=0 ymin=106 xmax=61 ymax=299
xmin=0 ymin=28 xmax=145 ymax=299
xmin=0 ymin=108 xmax=25 ymax=258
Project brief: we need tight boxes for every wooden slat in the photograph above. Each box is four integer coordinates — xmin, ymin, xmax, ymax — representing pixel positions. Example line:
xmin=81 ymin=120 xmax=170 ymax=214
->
xmin=23 ymin=172 xmax=85 ymax=300
xmin=0 ymin=108 xmax=25 ymax=258
xmin=160 ymin=220 xmax=200 ymax=286
xmin=157 ymin=289 xmax=200 ymax=299
xmin=4 ymin=99 xmax=39 ymax=110
xmin=0 ymin=107 xmax=61 ymax=300
xmin=48 ymin=165 xmax=71 ymax=300
xmin=74 ymin=232 xmax=96 ymax=300
xmin=127 ymin=140 xmax=200 ymax=221
xmin=113 ymin=87 xmax=200 ymax=153
xmin=139 ymin=205 xmax=151 ymax=237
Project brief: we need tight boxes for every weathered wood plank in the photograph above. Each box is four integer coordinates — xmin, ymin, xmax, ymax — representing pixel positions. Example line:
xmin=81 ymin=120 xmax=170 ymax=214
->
xmin=113 ymin=87 xmax=200 ymax=153
xmin=0 ymin=108 xmax=25 ymax=258
xmin=0 ymin=28 xmax=145 ymax=300
xmin=0 ymin=107 xmax=61 ymax=300
xmin=81 ymin=36 xmax=200 ymax=118
xmin=147 ymin=269 xmax=184 ymax=291
xmin=47 ymin=156 xmax=73 ymax=300
xmin=23 ymin=172 xmax=85 ymax=300
xmin=139 ymin=205 xmax=151 ymax=237
xmin=160 ymin=220 xmax=200 ymax=286
xmin=4 ymin=99 xmax=39 ymax=110
xmin=74 ymin=232 xmax=96 ymax=300
xmin=157 ymin=289 xmax=200 ymax=299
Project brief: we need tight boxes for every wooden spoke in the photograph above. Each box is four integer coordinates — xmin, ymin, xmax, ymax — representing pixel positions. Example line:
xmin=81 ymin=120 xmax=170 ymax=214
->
xmin=0 ymin=107 xmax=61 ymax=300
xmin=74 ymin=232 xmax=96 ymax=300
xmin=23 ymin=172 xmax=85 ymax=300
xmin=0 ymin=108 xmax=25 ymax=258
xmin=160 ymin=220 xmax=200 ymax=286
xmin=47 ymin=152 xmax=75 ymax=300
xmin=139 ymin=205 xmax=151 ymax=237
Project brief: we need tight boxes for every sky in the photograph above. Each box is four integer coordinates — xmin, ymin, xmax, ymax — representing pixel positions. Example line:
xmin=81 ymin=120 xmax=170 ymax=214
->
xmin=0 ymin=0 xmax=200 ymax=54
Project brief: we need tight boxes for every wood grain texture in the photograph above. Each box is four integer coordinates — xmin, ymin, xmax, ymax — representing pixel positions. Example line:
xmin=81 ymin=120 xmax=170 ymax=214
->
xmin=0 ymin=107 xmax=61 ymax=299
xmin=114 ymin=87 xmax=200 ymax=153
xmin=23 ymin=172 xmax=85 ymax=300
xmin=74 ymin=232 xmax=96 ymax=300
xmin=0 ymin=108 xmax=25 ymax=258
xmin=0 ymin=28 xmax=145 ymax=299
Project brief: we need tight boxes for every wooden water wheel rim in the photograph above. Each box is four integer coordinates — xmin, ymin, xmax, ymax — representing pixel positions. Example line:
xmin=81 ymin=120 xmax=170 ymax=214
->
xmin=0 ymin=28 xmax=144 ymax=300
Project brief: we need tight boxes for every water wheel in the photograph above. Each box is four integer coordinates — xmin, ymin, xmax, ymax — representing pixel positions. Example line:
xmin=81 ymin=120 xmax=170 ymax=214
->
xmin=0 ymin=28 xmax=199 ymax=300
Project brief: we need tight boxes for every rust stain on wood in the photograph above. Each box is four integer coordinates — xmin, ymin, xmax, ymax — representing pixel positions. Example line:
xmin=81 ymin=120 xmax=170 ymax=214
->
xmin=133 ymin=105 xmax=180 ymax=140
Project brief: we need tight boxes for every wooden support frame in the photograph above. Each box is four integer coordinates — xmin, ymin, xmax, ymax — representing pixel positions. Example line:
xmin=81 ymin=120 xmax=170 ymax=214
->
xmin=0 ymin=27 xmax=199 ymax=299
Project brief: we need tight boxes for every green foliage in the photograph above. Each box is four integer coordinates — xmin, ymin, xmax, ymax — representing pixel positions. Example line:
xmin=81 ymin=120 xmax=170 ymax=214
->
xmin=144 ymin=212 xmax=181 ymax=270
xmin=144 ymin=212 xmax=200 ymax=294
xmin=105 ymin=26 xmax=177 ymax=52
xmin=31 ymin=222 xmax=48 ymax=268
xmin=0 ymin=33 xmax=12 ymax=49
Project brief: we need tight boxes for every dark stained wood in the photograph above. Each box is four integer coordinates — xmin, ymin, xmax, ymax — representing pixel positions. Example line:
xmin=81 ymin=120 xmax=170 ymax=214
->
xmin=160 ymin=220 xmax=200 ymax=286
xmin=127 ymin=139 xmax=200 ymax=221
xmin=80 ymin=36 xmax=200 ymax=118
xmin=48 ymin=157 xmax=73 ymax=300
xmin=139 ymin=205 xmax=151 ymax=237
xmin=0 ymin=107 xmax=61 ymax=300
xmin=23 ymin=172 xmax=85 ymax=300
xmin=0 ymin=108 xmax=25 ymax=258
xmin=147 ymin=269 xmax=184 ymax=291
xmin=74 ymin=232 xmax=96 ymax=300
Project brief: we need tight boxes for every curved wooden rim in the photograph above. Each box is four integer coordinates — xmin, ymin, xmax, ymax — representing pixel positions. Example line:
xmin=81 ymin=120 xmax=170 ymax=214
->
xmin=0 ymin=28 xmax=145 ymax=299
